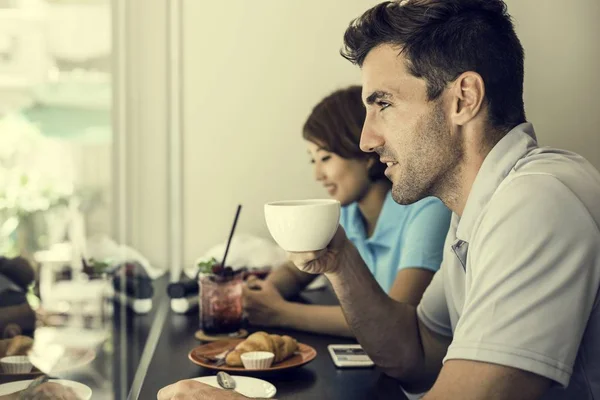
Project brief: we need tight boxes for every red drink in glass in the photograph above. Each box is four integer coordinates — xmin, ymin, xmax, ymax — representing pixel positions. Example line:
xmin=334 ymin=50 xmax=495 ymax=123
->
xmin=198 ymin=272 xmax=243 ymax=334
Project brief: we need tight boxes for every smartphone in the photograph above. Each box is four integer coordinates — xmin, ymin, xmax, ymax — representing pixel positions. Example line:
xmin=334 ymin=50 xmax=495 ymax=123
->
xmin=327 ymin=344 xmax=374 ymax=368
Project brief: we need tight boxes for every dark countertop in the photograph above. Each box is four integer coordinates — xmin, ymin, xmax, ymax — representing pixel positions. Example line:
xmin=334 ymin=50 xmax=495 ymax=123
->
xmin=135 ymin=286 xmax=409 ymax=400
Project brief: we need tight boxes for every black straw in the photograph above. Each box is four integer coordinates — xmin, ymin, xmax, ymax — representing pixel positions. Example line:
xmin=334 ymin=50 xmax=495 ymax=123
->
xmin=221 ymin=204 xmax=242 ymax=268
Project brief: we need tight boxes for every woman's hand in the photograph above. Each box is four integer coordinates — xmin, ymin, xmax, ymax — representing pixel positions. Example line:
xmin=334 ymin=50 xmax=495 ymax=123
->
xmin=243 ymin=278 xmax=289 ymax=327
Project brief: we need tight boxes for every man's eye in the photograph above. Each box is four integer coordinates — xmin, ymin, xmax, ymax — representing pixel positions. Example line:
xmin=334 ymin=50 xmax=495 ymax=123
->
xmin=377 ymin=101 xmax=390 ymax=111
xmin=321 ymin=155 xmax=331 ymax=162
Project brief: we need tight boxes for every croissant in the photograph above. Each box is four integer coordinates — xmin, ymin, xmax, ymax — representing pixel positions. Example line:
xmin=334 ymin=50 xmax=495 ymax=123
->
xmin=225 ymin=331 xmax=298 ymax=367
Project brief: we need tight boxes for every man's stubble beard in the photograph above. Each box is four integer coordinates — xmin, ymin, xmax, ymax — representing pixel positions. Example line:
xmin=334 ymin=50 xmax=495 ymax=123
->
xmin=390 ymin=100 xmax=464 ymax=206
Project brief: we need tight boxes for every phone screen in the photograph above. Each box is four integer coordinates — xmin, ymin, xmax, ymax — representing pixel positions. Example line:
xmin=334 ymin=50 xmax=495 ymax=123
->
xmin=332 ymin=347 xmax=371 ymax=362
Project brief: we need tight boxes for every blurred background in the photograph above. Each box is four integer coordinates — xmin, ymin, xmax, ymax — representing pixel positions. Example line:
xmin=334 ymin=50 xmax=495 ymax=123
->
xmin=127 ymin=0 xmax=600 ymax=273
xmin=1 ymin=0 xmax=598 ymax=274
xmin=0 ymin=1 xmax=598 ymax=396
xmin=0 ymin=0 xmax=111 ymax=257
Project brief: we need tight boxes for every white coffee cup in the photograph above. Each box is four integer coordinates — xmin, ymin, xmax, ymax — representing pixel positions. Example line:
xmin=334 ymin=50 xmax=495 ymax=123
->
xmin=264 ymin=199 xmax=340 ymax=252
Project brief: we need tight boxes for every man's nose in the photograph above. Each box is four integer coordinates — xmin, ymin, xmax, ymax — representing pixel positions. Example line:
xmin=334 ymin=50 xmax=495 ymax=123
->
xmin=360 ymin=113 xmax=384 ymax=153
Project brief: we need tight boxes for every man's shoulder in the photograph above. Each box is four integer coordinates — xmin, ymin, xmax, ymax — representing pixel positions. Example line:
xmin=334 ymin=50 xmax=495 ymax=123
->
xmin=477 ymin=154 xmax=600 ymax=244
xmin=509 ymin=146 xmax=600 ymax=189
xmin=498 ymin=146 xmax=600 ymax=220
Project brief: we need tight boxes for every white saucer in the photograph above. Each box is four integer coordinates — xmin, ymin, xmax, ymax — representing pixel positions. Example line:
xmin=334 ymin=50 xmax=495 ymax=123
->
xmin=0 ymin=379 xmax=92 ymax=399
xmin=193 ymin=375 xmax=276 ymax=399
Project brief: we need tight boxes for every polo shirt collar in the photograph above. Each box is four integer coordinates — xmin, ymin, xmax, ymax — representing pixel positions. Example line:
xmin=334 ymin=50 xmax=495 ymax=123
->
xmin=369 ymin=190 xmax=398 ymax=246
xmin=343 ymin=202 xmax=364 ymax=242
xmin=344 ymin=190 xmax=396 ymax=247
xmin=456 ymin=122 xmax=538 ymax=243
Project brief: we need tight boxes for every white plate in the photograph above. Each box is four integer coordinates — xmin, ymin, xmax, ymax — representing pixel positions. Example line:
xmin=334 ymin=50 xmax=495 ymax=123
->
xmin=193 ymin=375 xmax=276 ymax=399
xmin=0 ymin=379 xmax=92 ymax=399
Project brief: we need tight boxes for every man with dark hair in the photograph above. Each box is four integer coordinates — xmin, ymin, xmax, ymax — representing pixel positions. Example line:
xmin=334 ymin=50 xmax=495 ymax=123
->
xmin=287 ymin=1 xmax=599 ymax=399
xmin=159 ymin=1 xmax=600 ymax=398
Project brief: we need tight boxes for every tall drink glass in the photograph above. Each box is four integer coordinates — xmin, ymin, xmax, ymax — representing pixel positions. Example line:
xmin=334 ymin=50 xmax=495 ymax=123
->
xmin=198 ymin=271 xmax=243 ymax=334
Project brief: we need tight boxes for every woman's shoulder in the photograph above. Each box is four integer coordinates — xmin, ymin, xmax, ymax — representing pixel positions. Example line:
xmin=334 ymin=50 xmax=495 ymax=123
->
xmin=339 ymin=201 xmax=360 ymax=229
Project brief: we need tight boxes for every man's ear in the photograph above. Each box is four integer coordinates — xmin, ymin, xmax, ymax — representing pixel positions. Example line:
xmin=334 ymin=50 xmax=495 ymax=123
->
xmin=449 ymin=71 xmax=485 ymax=126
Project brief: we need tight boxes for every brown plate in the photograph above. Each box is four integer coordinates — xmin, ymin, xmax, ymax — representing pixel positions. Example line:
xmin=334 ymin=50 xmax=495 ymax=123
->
xmin=188 ymin=339 xmax=317 ymax=372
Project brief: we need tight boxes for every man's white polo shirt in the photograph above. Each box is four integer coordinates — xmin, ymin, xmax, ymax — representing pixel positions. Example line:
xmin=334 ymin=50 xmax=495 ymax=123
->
xmin=417 ymin=122 xmax=600 ymax=399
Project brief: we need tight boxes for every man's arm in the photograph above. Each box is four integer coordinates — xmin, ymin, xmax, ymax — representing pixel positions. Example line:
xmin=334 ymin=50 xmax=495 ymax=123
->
xmin=424 ymin=360 xmax=551 ymax=400
xmin=244 ymin=267 xmax=435 ymax=337
xmin=278 ymin=303 xmax=354 ymax=337
xmin=321 ymin=240 xmax=451 ymax=392
xmin=266 ymin=261 xmax=316 ymax=299
xmin=388 ymin=268 xmax=434 ymax=305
